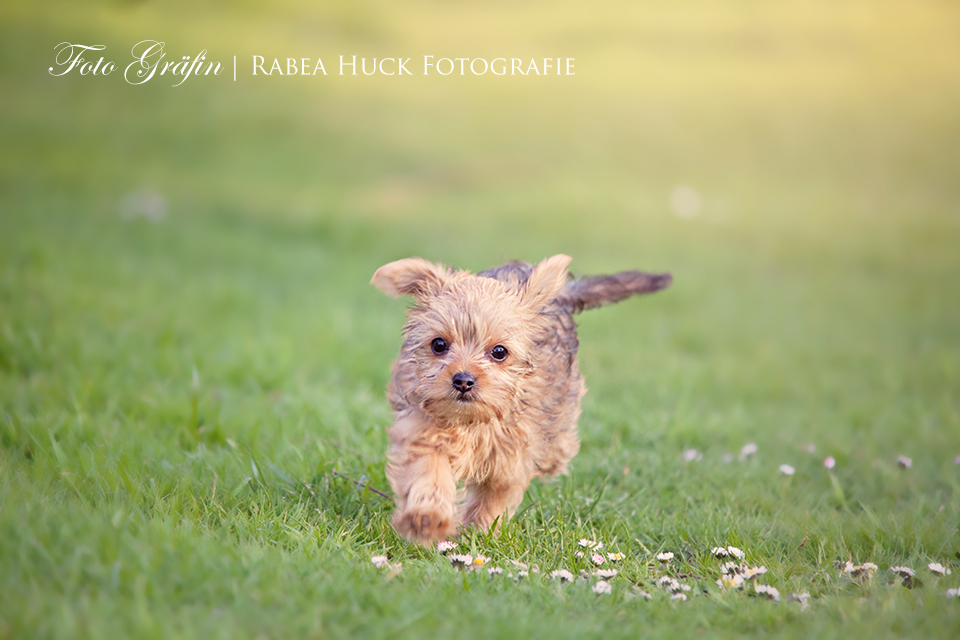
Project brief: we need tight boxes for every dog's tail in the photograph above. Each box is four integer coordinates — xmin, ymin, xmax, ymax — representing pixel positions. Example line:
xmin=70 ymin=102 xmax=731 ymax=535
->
xmin=559 ymin=270 xmax=672 ymax=314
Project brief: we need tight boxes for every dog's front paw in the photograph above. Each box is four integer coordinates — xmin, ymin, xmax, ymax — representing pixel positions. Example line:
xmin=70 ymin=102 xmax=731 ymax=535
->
xmin=393 ymin=507 xmax=455 ymax=545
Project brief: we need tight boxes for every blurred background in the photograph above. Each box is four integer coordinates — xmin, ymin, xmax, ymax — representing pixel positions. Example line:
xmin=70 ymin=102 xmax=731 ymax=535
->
xmin=2 ymin=0 xmax=959 ymax=462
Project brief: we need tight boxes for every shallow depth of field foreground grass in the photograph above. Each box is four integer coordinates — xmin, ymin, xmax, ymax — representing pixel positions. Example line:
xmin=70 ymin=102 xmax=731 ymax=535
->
xmin=2 ymin=1 xmax=960 ymax=638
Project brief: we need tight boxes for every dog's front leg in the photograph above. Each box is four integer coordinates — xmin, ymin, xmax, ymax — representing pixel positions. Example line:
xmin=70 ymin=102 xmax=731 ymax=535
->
xmin=460 ymin=470 xmax=530 ymax=534
xmin=385 ymin=425 xmax=457 ymax=545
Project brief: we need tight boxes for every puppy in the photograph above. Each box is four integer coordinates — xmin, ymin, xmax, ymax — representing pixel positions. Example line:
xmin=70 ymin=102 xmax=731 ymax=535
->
xmin=371 ymin=254 xmax=671 ymax=544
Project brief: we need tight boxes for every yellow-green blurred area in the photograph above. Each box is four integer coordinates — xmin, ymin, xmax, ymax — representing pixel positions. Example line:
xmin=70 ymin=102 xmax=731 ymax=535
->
xmin=5 ymin=0 xmax=960 ymax=235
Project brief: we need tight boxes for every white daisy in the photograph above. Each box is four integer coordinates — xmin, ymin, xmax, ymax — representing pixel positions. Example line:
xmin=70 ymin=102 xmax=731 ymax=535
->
xmin=550 ymin=569 xmax=574 ymax=582
xmin=721 ymin=562 xmax=744 ymax=575
xmin=606 ymin=552 xmax=624 ymax=562
xmin=842 ymin=561 xmax=877 ymax=581
xmin=788 ymin=592 xmax=811 ymax=611
xmin=592 ymin=580 xmax=612 ymax=594
xmin=717 ymin=574 xmax=744 ymax=590
xmin=727 ymin=546 xmax=745 ymax=560
xmin=824 ymin=456 xmax=836 ymax=469
xmin=945 ymin=588 xmax=959 ymax=598
xmin=928 ymin=562 xmax=952 ymax=576
xmin=754 ymin=584 xmax=781 ymax=602
xmin=897 ymin=455 xmax=912 ymax=469
xmin=711 ymin=547 xmax=729 ymax=558
xmin=779 ymin=464 xmax=795 ymax=476
xmin=487 ymin=566 xmax=503 ymax=576
xmin=742 ymin=566 xmax=768 ymax=580
xmin=890 ymin=565 xmax=915 ymax=578
xmin=371 ymin=555 xmax=390 ymax=568
xmin=594 ymin=569 xmax=618 ymax=578
xmin=671 ymin=593 xmax=688 ymax=601
xmin=448 ymin=554 xmax=473 ymax=569
xmin=657 ymin=552 xmax=674 ymax=563
xmin=739 ymin=443 xmax=758 ymax=461
xmin=436 ymin=540 xmax=457 ymax=553
xmin=683 ymin=448 xmax=700 ymax=462
xmin=658 ymin=576 xmax=680 ymax=591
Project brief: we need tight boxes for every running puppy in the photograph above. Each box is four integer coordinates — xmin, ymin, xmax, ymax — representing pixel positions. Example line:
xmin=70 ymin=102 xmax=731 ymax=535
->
xmin=371 ymin=255 xmax=671 ymax=544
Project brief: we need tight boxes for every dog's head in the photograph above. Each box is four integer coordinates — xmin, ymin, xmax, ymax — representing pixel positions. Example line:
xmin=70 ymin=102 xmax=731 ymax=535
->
xmin=372 ymin=255 xmax=571 ymax=424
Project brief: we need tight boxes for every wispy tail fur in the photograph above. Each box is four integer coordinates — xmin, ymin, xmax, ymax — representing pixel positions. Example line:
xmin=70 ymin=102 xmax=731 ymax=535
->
xmin=559 ymin=271 xmax=672 ymax=314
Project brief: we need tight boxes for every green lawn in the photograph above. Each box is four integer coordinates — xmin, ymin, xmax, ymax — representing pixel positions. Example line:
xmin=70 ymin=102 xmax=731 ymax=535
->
xmin=2 ymin=1 xmax=959 ymax=638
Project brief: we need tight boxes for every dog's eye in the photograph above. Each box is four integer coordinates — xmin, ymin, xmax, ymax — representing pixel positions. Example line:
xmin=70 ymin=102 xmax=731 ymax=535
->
xmin=490 ymin=345 xmax=509 ymax=362
xmin=430 ymin=338 xmax=448 ymax=355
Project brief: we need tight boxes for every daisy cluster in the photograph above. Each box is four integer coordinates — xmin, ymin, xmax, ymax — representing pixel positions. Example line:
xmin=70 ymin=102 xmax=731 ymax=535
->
xmin=368 ymin=538 xmax=960 ymax=604
xmin=709 ymin=544 xmax=812 ymax=606
xmin=693 ymin=441 xmax=957 ymax=481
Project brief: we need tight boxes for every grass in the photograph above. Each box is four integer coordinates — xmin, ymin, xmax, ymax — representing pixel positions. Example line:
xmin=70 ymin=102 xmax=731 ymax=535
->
xmin=2 ymin=0 xmax=959 ymax=637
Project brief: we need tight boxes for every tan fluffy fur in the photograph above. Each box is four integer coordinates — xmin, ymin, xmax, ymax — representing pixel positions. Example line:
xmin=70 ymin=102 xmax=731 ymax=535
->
xmin=371 ymin=255 xmax=670 ymax=544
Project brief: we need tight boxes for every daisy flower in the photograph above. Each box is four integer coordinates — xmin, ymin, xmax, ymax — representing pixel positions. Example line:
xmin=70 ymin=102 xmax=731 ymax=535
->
xmin=657 ymin=576 xmax=680 ymax=591
xmin=371 ymin=555 xmax=391 ymax=568
xmin=717 ymin=574 xmax=744 ymax=590
xmin=788 ymin=592 xmax=811 ymax=611
xmin=606 ymin=552 xmax=624 ymax=562
xmin=897 ymin=455 xmax=912 ymax=469
xmin=842 ymin=561 xmax=877 ymax=581
xmin=487 ymin=567 xmax=503 ymax=576
xmin=449 ymin=554 xmax=473 ymax=569
xmin=739 ymin=443 xmax=758 ymax=461
xmin=928 ymin=562 xmax=952 ymax=576
xmin=591 ymin=553 xmax=606 ymax=565
xmin=824 ymin=456 xmax=836 ymax=469
xmin=656 ymin=552 xmax=674 ymax=563
xmin=754 ymin=584 xmax=780 ymax=602
xmin=726 ymin=546 xmax=745 ymax=560
xmin=436 ymin=541 xmax=457 ymax=553
xmin=592 ymin=580 xmax=612 ymax=594
xmin=721 ymin=562 xmax=744 ymax=576
xmin=742 ymin=566 xmax=768 ymax=580
xmin=779 ymin=464 xmax=795 ymax=476
xmin=682 ymin=448 xmax=700 ymax=462
xmin=594 ymin=569 xmax=618 ymax=578
xmin=890 ymin=565 xmax=915 ymax=579
xmin=550 ymin=569 xmax=574 ymax=582
xmin=671 ymin=593 xmax=688 ymax=601
xmin=946 ymin=588 xmax=959 ymax=598
xmin=711 ymin=547 xmax=729 ymax=558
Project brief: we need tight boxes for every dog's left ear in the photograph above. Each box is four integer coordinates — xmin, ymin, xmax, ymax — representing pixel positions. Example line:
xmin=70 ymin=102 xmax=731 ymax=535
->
xmin=521 ymin=254 xmax=571 ymax=309
xmin=371 ymin=257 xmax=451 ymax=300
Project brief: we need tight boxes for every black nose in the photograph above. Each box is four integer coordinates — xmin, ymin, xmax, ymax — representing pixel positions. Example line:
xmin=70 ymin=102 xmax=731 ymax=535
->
xmin=451 ymin=372 xmax=476 ymax=393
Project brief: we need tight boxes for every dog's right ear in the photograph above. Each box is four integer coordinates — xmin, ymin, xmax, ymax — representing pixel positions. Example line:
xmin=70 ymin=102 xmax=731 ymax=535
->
xmin=371 ymin=258 xmax=450 ymax=299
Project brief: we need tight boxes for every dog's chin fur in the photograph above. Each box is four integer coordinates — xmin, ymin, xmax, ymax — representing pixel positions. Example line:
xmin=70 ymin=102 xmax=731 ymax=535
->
xmin=371 ymin=254 xmax=670 ymax=545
